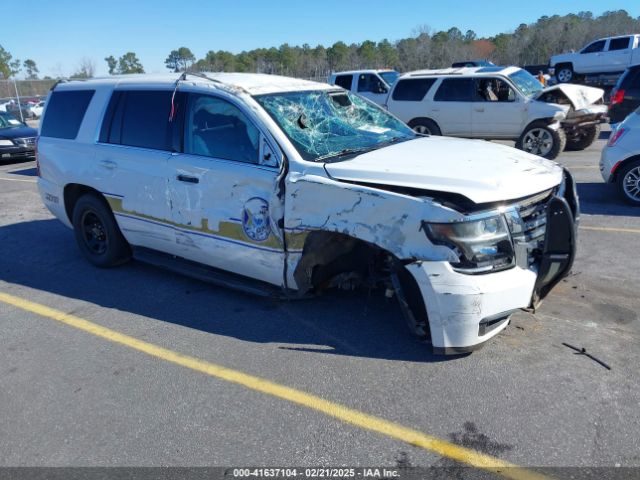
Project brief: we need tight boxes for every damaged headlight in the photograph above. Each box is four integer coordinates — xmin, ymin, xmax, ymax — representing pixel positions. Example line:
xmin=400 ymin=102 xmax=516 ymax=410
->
xmin=423 ymin=215 xmax=515 ymax=274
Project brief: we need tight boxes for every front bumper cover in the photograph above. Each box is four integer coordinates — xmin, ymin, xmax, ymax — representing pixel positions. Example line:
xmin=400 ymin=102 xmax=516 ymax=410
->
xmin=408 ymin=171 xmax=579 ymax=354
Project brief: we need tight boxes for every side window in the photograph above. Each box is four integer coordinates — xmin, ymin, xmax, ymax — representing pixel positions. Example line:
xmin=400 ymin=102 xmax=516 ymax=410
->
xmin=392 ymin=78 xmax=436 ymax=101
xmin=433 ymin=78 xmax=473 ymax=102
xmin=334 ymin=75 xmax=353 ymax=90
xmin=581 ymin=40 xmax=606 ymax=54
xmin=474 ymin=78 xmax=516 ymax=102
xmin=101 ymin=90 xmax=173 ymax=150
xmin=184 ymin=94 xmax=260 ymax=164
xmin=357 ymin=74 xmax=387 ymax=94
xmin=40 ymin=90 xmax=94 ymax=139
xmin=630 ymin=70 xmax=640 ymax=89
xmin=609 ymin=37 xmax=631 ymax=51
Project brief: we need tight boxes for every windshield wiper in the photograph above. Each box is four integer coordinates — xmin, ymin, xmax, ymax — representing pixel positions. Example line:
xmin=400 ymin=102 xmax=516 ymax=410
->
xmin=315 ymin=146 xmax=376 ymax=163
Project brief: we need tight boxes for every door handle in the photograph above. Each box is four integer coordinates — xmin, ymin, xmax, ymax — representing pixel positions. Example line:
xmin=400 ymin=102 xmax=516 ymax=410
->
xmin=99 ymin=160 xmax=117 ymax=169
xmin=474 ymin=108 xmax=485 ymax=112
xmin=177 ymin=174 xmax=199 ymax=184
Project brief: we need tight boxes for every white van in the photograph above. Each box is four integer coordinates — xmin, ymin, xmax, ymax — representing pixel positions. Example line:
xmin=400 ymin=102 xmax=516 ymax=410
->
xmin=37 ymin=73 xmax=579 ymax=354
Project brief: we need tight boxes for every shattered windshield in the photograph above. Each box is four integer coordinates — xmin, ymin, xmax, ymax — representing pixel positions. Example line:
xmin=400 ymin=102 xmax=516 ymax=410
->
xmin=508 ymin=69 xmax=544 ymax=97
xmin=255 ymin=90 xmax=415 ymax=162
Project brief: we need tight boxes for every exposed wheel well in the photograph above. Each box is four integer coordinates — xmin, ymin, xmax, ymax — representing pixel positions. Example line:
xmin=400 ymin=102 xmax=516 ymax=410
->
xmin=63 ymin=184 xmax=104 ymax=224
xmin=556 ymin=62 xmax=573 ymax=70
xmin=292 ymin=231 xmax=430 ymax=339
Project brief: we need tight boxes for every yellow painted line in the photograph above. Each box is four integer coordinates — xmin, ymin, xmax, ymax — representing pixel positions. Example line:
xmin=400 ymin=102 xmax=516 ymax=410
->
xmin=580 ymin=225 xmax=640 ymax=234
xmin=0 ymin=176 xmax=36 ymax=183
xmin=0 ymin=291 xmax=549 ymax=480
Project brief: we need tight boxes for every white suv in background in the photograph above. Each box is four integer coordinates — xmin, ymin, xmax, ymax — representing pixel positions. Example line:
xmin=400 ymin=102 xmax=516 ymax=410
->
xmin=328 ymin=69 xmax=399 ymax=106
xmin=550 ymin=34 xmax=640 ymax=83
xmin=37 ymin=72 xmax=578 ymax=354
xmin=386 ymin=66 xmax=607 ymax=159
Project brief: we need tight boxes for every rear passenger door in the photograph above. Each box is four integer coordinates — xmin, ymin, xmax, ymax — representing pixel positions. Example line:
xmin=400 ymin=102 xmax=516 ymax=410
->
xmin=431 ymin=78 xmax=473 ymax=136
xmin=95 ymin=89 xmax=176 ymax=253
xmin=166 ymin=91 xmax=285 ymax=287
xmin=603 ymin=37 xmax=633 ymax=72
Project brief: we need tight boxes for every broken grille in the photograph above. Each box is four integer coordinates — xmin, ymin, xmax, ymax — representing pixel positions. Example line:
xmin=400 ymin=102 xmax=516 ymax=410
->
xmin=506 ymin=190 xmax=552 ymax=268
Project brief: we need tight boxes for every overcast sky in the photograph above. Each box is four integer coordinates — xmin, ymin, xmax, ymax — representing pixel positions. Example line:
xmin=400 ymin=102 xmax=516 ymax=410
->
xmin=5 ymin=0 xmax=640 ymax=77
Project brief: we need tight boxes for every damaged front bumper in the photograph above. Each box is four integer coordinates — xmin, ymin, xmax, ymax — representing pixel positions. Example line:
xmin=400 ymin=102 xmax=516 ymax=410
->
xmin=407 ymin=171 xmax=579 ymax=354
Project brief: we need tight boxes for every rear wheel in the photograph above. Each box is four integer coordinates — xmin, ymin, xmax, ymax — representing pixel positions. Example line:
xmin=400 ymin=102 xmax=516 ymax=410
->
xmin=565 ymin=124 xmax=600 ymax=151
xmin=72 ymin=194 xmax=131 ymax=267
xmin=617 ymin=160 xmax=640 ymax=206
xmin=516 ymin=122 xmax=566 ymax=159
xmin=408 ymin=118 xmax=441 ymax=136
xmin=556 ymin=64 xmax=574 ymax=83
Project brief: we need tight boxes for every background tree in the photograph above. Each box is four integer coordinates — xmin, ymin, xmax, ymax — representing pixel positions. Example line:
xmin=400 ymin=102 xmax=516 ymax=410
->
xmin=72 ymin=58 xmax=95 ymax=79
xmin=165 ymin=47 xmax=195 ymax=72
xmin=23 ymin=59 xmax=39 ymax=79
xmin=118 ymin=52 xmax=145 ymax=74
xmin=0 ymin=45 xmax=12 ymax=78
xmin=105 ymin=55 xmax=117 ymax=75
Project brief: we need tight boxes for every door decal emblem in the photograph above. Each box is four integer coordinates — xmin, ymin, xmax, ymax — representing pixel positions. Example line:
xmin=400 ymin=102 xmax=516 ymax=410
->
xmin=242 ymin=197 xmax=271 ymax=242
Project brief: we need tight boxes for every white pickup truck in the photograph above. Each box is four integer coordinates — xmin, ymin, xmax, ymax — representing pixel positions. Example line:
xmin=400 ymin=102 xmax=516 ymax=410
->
xmin=550 ymin=34 xmax=640 ymax=83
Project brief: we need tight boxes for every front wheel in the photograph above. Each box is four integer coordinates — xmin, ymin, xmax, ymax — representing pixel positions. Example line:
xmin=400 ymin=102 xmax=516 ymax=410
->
xmin=565 ymin=124 xmax=600 ymax=151
xmin=516 ymin=123 xmax=566 ymax=159
xmin=556 ymin=65 xmax=574 ymax=83
xmin=617 ymin=160 xmax=640 ymax=206
xmin=408 ymin=118 xmax=441 ymax=136
xmin=72 ymin=194 xmax=131 ymax=267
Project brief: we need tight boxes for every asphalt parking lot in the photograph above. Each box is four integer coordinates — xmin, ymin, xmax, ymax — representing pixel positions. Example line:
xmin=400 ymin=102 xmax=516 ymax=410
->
xmin=1 ymin=127 xmax=639 ymax=477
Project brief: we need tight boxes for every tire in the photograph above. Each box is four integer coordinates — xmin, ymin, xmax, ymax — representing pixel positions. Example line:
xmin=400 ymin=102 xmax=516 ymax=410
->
xmin=565 ymin=124 xmax=600 ymax=151
xmin=616 ymin=160 xmax=640 ymax=206
xmin=72 ymin=194 xmax=131 ymax=267
xmin=408 ymin=118 xmax=441 ymax=136
xmin=516 ymin=122 xmax=566 ymax=160
xmin=556 ymin=64 xmax=574 ymax=83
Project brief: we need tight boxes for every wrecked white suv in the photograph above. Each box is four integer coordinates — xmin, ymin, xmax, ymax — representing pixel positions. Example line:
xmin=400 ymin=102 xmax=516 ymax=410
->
xmin=37 ymin=73 xmax=579 ymax=354
xmin=387 ymin=66 xmax=607 ymax=159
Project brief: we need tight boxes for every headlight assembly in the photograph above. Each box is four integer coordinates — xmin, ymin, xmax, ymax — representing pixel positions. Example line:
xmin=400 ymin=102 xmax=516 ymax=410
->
xmin=423 ymin=215 xmax=515 ymax=274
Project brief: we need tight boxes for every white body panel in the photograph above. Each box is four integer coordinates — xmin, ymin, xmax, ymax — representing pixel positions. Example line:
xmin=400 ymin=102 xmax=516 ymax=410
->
xmin=37 ymin=72 xmax=571 ymax=352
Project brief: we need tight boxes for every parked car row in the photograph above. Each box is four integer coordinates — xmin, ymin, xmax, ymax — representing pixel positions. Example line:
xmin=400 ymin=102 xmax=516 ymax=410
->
xmin=0 ymin=111 xmax=38 ymax=161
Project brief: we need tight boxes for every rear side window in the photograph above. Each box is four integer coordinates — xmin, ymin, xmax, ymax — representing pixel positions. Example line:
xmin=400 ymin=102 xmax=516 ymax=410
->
xmin=40 ymin=90 xmax=94 ymax=139
xmin=334 ymin=75 xmax=353 ymax=90
xmin=433 ymin=78 xmax=473 ymax=102
xmin=609 ymin=37 xmax=631 ymax=51
xmin=392 ymin=78 xmax=436 ymax=101
xmin=629 ymin=70 xmax=640 ymax=89
xmin=100 ymin=90 xmax=172 ymax=150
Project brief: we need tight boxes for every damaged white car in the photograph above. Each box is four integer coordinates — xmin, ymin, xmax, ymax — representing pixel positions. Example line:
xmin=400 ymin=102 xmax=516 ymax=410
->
xmin=37 ymin=73 xmax=579 ymax=354
xmin=386 ymin=66 xmax=607 ymax=159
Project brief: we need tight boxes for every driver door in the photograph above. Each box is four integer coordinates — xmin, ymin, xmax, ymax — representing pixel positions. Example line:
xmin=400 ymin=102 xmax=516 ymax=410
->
xmin=166 ymin=91 xmax=286 ymax=287
xmin=356 ymin=73 xmax=389 ymax=106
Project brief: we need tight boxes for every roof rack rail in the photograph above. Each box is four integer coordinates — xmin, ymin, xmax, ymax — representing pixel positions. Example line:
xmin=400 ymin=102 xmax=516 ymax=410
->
xmin=176 ymin=71 xmax=249 ymax=94
xmin=49 ymin=79 xmax=68 ymax=91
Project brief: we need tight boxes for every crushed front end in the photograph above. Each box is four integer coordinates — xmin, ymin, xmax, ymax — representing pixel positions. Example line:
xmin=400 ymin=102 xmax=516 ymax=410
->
xmin=407 ymin=169 xmax=579 ymax=354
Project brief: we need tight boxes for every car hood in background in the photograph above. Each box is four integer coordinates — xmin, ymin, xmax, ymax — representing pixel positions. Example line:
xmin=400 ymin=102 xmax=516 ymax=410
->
xmin=0 ymin=124 xmax=38 ymax=139
xmin=535 ymin=83 xmax=604 ymax=110
xmin=323 ymin=136 xmax=563 ymax=205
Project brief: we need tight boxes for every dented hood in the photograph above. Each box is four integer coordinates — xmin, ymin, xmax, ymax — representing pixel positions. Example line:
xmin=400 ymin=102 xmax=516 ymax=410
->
xmin=323 ymin=136 xmax=563 ymax=204
xmin=535 ymin=83 xmax=604 ymax=110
